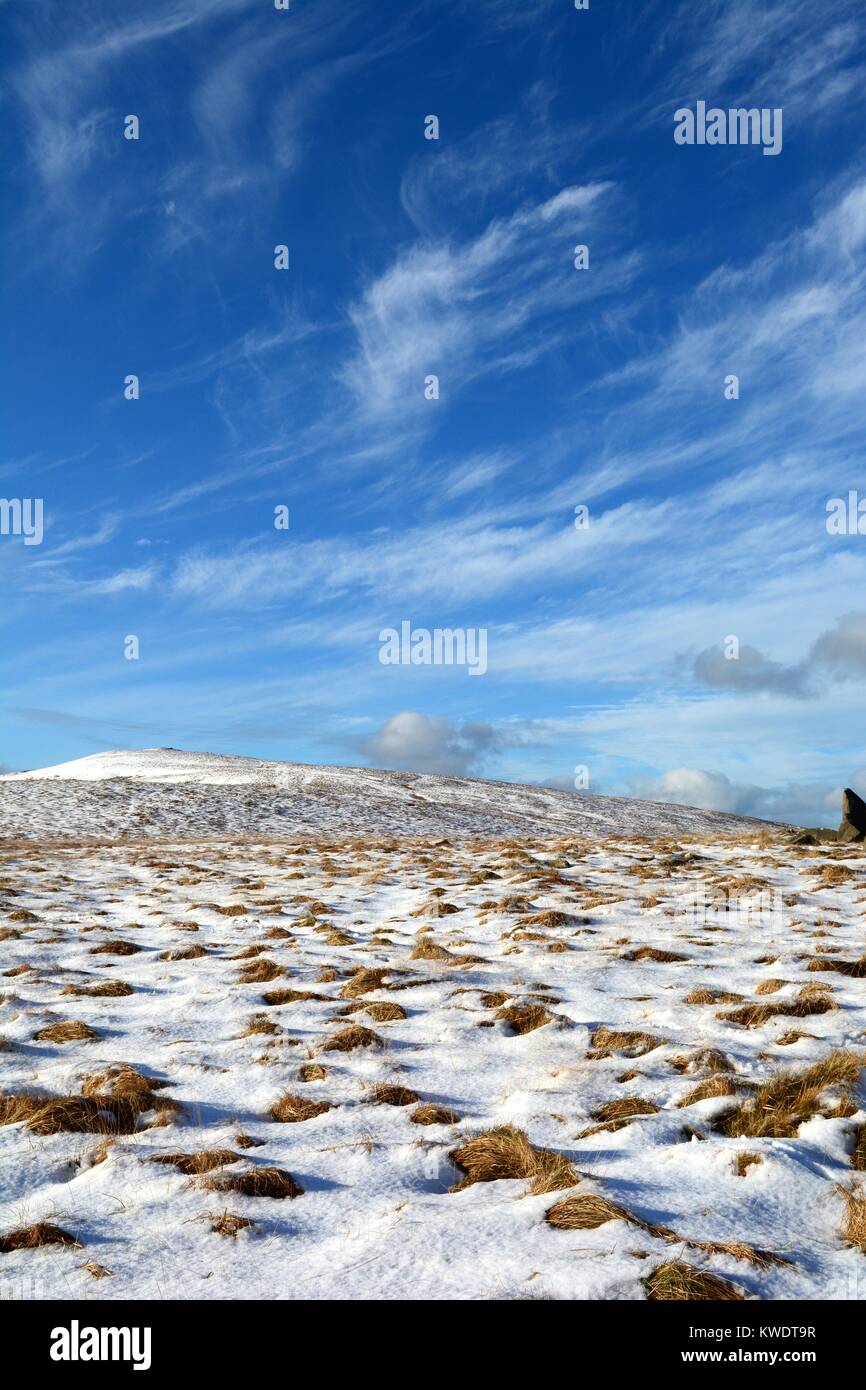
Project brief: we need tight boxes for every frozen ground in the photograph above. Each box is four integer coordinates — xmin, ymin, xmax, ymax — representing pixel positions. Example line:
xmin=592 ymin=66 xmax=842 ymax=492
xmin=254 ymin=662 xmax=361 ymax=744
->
xmin=1 ymin=817 xmax=864 ymax=1301
xmin=0 ymin=748 xmax=773 ymax=842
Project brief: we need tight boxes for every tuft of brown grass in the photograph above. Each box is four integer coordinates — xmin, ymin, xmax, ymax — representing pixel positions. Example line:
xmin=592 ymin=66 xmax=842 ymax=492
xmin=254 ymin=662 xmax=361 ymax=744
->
xmin=546 ymin=1193 xmax=632 ymax=1229
xmin=717 ymin=996 xmax=837 ymax=1028
xmin=592 ymin=1098 xmax=659 ymax=1121
xmin=234 ymin=1132 xmax=264 ymax=1149
xmin=0 ymin=1222 xmax=81 ymax=1254
xmin=370 ymin=1083 xmax=419 ymax=1107
xmin=269 ymin=1091 xmax=331 ymax=1122
xmin=736 ymin=1153 xmax=763 ymax=1177
xmin=90 ymin=940 xmax=141 ymax=955
xmin=450 ymin=1126 xmax=579 ymax=1196
xmin=160 ymin=945 xmax=209 ymax=961
xmin=624 ymin=947 xmax=689 ymax=963
xmin=643 ymin=1262 xmax=745 ymax=1301
xmin=677 ymin=1076 xmax=741 ymax=1107
xmin=152 ymin=1149 xmax=243 ymax=1175
xmin=236 ymin=958 xmax=283 ymax=983
xmin=685 ymin=988 xmax=743 ymax=1006
xmin=339 ymin=967 xmax=388 ymax=999
xmin=496 ymin=1002 xmax=555 ymax=1035
xmin=776 ymin=1029 xmax=813 ymax=1046
xmin=211 ymin=1211 xmax=254 ymax=1238
xmin=838 ymin=1185 xmax=866 ymax=1252
xmin=241 ymin=1014 xmax=281 ymax=1037
xmin=546 ymin=1190 xmax=788 ymax=1272
xmin=809 ymin=863 xmax=855 ymax=888
xmin=519 ymin=910 xmax=570 ymax=928
xmin=411 ymin=1103 xmax=460 ymax=1125
xmin=718 ymin=1050 xmax=865 ymax=1139
xmin=410 ymin=940 xmax=453 ymax=962
xmin=671 ymin=1048 xmax=734 ymax=1076
xmin=852 ymin=1125 xmax=866 ymax=1171
xmin=362 ymin=1001 xmax=406 ymax=1022
xmin=590 ymin=1026 xmax=662 ymax=1057
xmin=213 ymin=904 xmax=247 ymax=916
xmin=299 ymin=1062 xmax=327 ymax=1082
xmin=204 ymin=1166 xmax=303 ymax=1199
xmin=75 ymin=980 xmax=134 ymax=998
xmin=807 ymin=955 xmax=866 ymax=978
xmin=320 ymin=1025 xmax=384 ymax=1053
xmin=34 ymin=1020 xmax=99 ymax=1043
xmin=755 ymin=978 xmax=787 ymax=995
xmin=261 ymin=987 xmax=327 ymax=1006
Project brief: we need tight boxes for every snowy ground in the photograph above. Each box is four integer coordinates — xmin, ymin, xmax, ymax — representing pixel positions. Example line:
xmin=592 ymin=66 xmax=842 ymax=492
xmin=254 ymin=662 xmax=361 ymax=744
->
xmin=1 ymin=822 xmax=864 ymax=1302
xmin=0 ymin=748 xmax=771 ymax=842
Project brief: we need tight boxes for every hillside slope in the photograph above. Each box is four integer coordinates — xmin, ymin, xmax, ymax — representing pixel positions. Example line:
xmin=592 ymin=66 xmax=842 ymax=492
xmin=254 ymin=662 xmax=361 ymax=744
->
xmin=0 ymin=748 xmax=775 ymax=841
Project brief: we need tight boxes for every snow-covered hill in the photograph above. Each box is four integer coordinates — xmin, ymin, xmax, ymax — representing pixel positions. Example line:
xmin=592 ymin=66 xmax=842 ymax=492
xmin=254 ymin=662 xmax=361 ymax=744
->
xmin=0 ymin=747 xmax=775 ymax=841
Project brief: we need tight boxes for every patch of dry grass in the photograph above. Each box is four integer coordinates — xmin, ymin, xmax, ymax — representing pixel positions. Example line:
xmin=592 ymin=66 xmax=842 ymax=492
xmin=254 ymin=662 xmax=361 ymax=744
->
xmin=807 ymin=955 xmax=866 ymax=978
xmin=736 ymin=1153 xmax=764 ymax=1177
xmin=546 ymin=1193 xmax=633 ymax=1229
xmin=236 ymin=958 xmax=283 ymax=984
xmin=33 ymin=1020 xmax=99 ymax=1044
xmin=684 ymin=988 xmax=743 ymax=1005
xmin=269 ymin=1091 xmax=331 ymax=1122
xmin=298 ymin=1062 xmax=328 ymax=1082
xmin=717 ymin=996 xmax=837 ymax=1028
xmin=361 ymin=1001 xmax=406 ymax=1022
xmin=0 ymin=1222 xmax=81 ymax=1254
xmin=69 ymin=980 xmax=134 ymax=998
xmin=261 ymin=987 xmax=327 ymax=1006
xmin=211 ymin=1211 xmax=255 ymax=1237
xmin=838 ymin=1185 xmax=866 ymax=1252
xmin=369 ymin=1084 xmax=419 ymax=1106
xmin=204 ymin=1165 xmax=303 ymax=1199
xmin=624 ymin=947 xmax=689 ymax=963
xmin=677 ymin=1076 xmax=741 ymax=1107
xmin=496 ymin=1002 xmax=555 ymax=1035
xmin=590 ymin=1026 xmax=663 ymax=1057
xmin=241 ymin=1013 xmax=280 ymax=1037
xmin=643 ymin=1261 xmax=745 ymax=1301
xmin=320 ymin=1025 xmax=384 ymax=1052
xmin=592 ymin=1098 xmax=659 ymax=1121
xmin=152 ymin=1149 xmax=243 ymax=1175
xmin=160 ymin=945 xmax=209 ymax=961
xmin=450 ymin=1126 xmax=579 ymax=1195
xmin=410 ymin=939 xmax=454 ymax=962
xmin=718 ymin=1050 xmax=865 ymax=1139
xmin=411 ymin=1103 xmax=460 ymax=1125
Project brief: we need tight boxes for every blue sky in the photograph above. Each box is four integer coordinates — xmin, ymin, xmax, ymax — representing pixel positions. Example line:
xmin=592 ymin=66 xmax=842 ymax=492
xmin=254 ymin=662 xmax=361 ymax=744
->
xmin=2 ymin=0 xmax=866 ymax=825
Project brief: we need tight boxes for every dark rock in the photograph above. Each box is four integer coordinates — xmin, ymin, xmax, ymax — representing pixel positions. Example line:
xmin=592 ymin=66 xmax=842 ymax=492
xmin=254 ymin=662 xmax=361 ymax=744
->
xmin=838 ymin=788 xmax=866 ymax=843
xmin=791 ymin=828 xmax=837 ymax=845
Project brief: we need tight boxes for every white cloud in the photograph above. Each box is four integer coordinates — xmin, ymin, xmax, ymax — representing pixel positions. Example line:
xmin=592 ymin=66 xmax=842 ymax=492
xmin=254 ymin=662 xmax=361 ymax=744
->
xmin=359 ymin=712 xmax=500 ymax=775
xmin=343 ymin=180 xmax=624 ymax=423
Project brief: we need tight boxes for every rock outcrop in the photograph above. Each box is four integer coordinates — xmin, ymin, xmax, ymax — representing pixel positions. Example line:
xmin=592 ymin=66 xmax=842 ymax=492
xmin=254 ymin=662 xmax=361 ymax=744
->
xmin=838 ymin=787 xmax=866 ymax=843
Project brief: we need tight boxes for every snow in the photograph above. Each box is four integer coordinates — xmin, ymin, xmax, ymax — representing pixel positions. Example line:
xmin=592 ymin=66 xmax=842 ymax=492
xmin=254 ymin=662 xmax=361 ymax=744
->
xmin=1 ymin=812 xmax=864 ymax=1301
xmin=0 ymin=748 xmax=774 ymax=841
